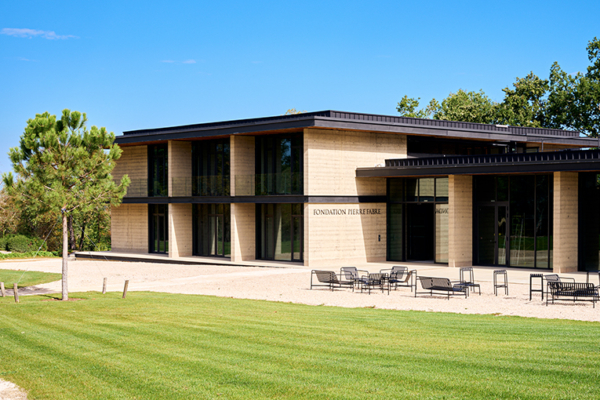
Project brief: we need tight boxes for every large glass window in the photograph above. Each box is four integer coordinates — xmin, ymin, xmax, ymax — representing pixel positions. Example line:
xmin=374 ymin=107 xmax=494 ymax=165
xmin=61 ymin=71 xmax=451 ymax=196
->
xmin=255 ymin=134 xmax=303 ymax=195
xmin=474 ymin=175 xmax=552 ymax=269
xmin=148 ymin=144 xmax=168 ymax=197
xmin=192 ymin=140 xmax=230 ymax=196
xmin=257 ymin=203 xmax=303 ymax=261
xmin=193 ymin=204 xmax=230 ymax=257
xmin=387 ymin=177 xmax=448 ymax=263
xmin=149 ymin=204 xmax=168 ymax=253
xmin=579 ymin=173 xmax=600 ymax=271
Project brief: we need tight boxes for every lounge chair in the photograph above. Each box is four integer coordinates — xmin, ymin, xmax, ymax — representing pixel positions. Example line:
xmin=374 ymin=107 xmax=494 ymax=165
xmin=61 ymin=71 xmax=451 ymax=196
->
xmin=415 ymin=276 xmax=468 ymax=299
xmin=340 ymin=267 xmax=369 ymax=291
xmin=310 ymin=270 xmax=354 ymax=291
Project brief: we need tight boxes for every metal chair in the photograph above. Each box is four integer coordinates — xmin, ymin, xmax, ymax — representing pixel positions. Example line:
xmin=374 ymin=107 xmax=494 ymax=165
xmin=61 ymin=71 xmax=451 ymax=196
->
xmin=340 ymin=267 xmax=369 ymax=291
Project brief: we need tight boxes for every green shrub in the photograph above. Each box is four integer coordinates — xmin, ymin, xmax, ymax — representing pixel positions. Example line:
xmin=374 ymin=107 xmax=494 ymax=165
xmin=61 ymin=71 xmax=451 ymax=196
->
xmin=0 ymin=251 xmax=56 ymax=259
xmin=6 ymin=235 xmax=47 ymax=253
xmin=0 ymin=234 xmax=17 ymax=251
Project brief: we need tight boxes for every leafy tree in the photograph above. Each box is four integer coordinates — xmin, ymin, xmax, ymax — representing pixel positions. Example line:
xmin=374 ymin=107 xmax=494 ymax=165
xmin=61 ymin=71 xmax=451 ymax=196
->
xmin=496 ymin=73 xmax=549 ymax=128
xmin=397 ymin=37 xmax=599 ymax=136
xmin=396 ymin=95 xmax=440 ymax=119
xmin=3 ymin=110 xmax=129 ymax=300
xmin=397 ymin=90 xmax=496 ymax=124
xmin=546 ymin=37 xmax=600 ymax=137
xmin=284 ymin=108 xmax=306 ymax=115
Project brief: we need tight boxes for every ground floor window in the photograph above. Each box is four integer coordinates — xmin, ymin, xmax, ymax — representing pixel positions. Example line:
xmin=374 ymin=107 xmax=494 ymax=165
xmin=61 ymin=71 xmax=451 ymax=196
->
xmin=474 ymin=175 xmax=552 ymax=269
xmin=149 ymin=204 xmax=168 ymax=253
xmin=257 ymin=203 xmax=303 ymax=262
xmin=387 ymin=177 xmax=448 ymax=263
xmin=193 ymin=204 xmax=231 ymax=257
xmin=579 ymin=173 xmax=600 ymax=271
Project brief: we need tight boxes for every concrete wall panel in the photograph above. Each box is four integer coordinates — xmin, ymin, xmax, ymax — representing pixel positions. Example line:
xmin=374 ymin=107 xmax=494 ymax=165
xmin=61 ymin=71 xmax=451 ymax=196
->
xmin=448 ymin=175 xmax=472 ymax=268
xmin=304 ymin=203 xmax=386 ymax=267
xmin=304 ymin=129 xmax=406 ymax=196
xmin=553 ymin=171 xmax=578 ymax=273
xmin=231 ymin=203 xmax=256 ymax=261
xmin=110 ymin=204 xmax=148 ymax=253
xmin=168 ymin=203 xmax=193 ymax=258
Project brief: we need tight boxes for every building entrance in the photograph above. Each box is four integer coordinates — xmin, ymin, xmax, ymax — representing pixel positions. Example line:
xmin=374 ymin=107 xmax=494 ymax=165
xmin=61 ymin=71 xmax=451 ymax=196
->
xmin=406 ymin=203 xmax=434 ymax=260
xmin=476 ymin=204 xmax=508 ymax=266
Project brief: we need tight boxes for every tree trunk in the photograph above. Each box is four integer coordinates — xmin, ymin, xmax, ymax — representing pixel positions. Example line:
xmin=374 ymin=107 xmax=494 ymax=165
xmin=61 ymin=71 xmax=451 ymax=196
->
xmin=62 ymin=212 xmax=69 ymax=301
xmin=69 ymin=215 xmax=75 ymax=250
xmin=79 ymin=223 xmax=86 ymax=251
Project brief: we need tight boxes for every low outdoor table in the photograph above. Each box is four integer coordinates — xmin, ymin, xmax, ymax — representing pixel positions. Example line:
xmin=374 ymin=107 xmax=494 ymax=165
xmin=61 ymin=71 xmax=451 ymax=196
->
xmin=530 ymin=273 xmax=544 ymax=300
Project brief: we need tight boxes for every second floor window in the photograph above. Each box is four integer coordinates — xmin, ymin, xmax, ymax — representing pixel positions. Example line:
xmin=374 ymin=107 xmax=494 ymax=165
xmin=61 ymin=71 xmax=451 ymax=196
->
xmin=192 ymin=139 xmax=230 ymax=196
xmin=148 ymin=144 xmax=168 ymax=197
xmin=256 ymin=133 xmax=303 ymax=195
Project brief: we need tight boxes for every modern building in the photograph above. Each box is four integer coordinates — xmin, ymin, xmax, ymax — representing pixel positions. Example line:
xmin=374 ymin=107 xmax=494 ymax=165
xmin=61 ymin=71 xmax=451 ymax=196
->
xmin=111 ymin=111 xmax=600 ymax=273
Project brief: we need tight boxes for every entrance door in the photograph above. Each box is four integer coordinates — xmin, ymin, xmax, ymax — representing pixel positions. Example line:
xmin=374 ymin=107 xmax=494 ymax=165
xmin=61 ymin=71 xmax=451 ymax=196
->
xmin=406 ymin=203 xmax=434 ymax=261
xmin=150 ymin=204 xmax=168 ymax=253
xmin=477 ymin=204 xmax=508 ymax=265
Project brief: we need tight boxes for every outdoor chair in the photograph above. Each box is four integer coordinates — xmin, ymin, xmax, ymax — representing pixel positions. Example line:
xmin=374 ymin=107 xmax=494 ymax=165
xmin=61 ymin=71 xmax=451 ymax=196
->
xmin=310 ymin=270 xmax=354 ymax=291
xmin=415 ymin=276 xmax=468 ymax=299
xmin=381 ymin=266 xmax=416 ymax=292
xmin=340 ymin=267 xmax=369 ymax=291
xmin=459 ymin=267 xmax=481 ymax=295
xmin=360 ymin=273 xmax=389 ymax=295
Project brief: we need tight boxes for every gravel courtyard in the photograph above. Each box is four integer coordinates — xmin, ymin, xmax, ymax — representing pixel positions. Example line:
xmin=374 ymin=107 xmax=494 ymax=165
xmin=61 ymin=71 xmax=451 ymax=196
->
xmin=2 ymin=257 xmax=599 ymax=322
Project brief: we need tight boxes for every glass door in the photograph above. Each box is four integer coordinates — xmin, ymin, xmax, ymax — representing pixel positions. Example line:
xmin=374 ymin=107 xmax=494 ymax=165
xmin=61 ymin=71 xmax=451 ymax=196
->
xmin=150 ymin=204 xmax=168 ymax=254
xmin=477 ymin=204 xmax=507 ymax=266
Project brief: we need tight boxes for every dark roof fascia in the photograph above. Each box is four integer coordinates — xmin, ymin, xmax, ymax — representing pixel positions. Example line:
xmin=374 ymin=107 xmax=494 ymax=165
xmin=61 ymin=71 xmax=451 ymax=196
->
xmin=312 ymin=115 xmax=599 ymax=147
xmin=356 ymin=150 xmax=600 ymax=178
xmin=115 ymin=110 xmax=596 ymax=146
xmin=115 ymin=116 xmax=317 ymax=145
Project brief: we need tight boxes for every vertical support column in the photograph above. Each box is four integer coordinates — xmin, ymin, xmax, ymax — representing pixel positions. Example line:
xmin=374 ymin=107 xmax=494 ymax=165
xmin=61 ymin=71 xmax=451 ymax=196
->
xmin=553 ymin=171 xmax=578 ymax=273
xmin=448 ymin=175 xmax=473 ymax=268
xmin=168 ymin=203 xmax=193 ymax=258
xmin=230 ymin=135 xmax=255 ymax=196
xmin=167 ymin=141 xmax=192 ymax=197
xmin=230 ymin=203 xmax=256 ymax=262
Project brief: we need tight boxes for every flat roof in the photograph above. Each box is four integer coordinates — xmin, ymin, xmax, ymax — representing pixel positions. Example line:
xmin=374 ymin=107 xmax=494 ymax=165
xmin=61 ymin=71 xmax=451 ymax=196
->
xmin=356 ymin=149 xmax=600 ymax=177
xmin=116 ymin=110 xmax=599 ymax=147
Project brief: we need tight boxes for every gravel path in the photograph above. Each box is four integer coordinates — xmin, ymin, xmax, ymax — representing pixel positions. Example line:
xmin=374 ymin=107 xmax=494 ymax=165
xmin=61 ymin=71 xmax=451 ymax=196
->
xmin=2 ymin=257 xmax=599 ymax=322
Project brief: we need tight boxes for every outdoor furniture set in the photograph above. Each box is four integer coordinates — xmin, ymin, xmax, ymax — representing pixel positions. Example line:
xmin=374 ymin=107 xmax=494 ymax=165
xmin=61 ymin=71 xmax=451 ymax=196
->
xmin=529 ymin=272 xmax=600 ymax=308
xmin=311 ymin=266 xmax=496 ymax=300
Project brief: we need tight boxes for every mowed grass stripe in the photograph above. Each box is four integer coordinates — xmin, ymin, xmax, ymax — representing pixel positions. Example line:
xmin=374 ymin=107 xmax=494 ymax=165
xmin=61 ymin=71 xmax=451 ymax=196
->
xmin=1 ymin=292 xmax=599 ymax=399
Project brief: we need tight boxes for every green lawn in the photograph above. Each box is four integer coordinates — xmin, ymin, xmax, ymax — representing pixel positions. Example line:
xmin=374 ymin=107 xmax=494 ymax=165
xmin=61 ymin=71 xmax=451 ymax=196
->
xmin=0 ymin=269 xmax=61 ymax=288
xmin=1 ymin=292 xmax=599 ymax=399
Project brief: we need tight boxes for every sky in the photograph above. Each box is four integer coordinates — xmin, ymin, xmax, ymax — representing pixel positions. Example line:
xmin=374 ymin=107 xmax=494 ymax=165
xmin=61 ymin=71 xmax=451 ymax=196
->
xmin=1 ymin=0 xmax=599 ymax=175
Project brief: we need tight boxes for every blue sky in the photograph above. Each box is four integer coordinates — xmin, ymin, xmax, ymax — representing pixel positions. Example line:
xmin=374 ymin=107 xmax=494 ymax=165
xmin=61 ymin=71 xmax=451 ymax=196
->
xmin=1 ymin=0 xmax=598 ymax=175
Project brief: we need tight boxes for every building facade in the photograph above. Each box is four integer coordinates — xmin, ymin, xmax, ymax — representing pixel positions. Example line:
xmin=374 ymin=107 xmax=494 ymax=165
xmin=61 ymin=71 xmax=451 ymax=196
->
xmin=111 ymin=111 xmax=600 ymax=273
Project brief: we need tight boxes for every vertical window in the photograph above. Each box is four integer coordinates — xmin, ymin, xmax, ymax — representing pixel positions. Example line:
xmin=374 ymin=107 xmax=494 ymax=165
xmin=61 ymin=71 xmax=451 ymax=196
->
xmin=192 ymin=140 xmax=230 ymax=196
xmin=193 ymin=204 xmax=231 ymax=257
xmin=148 ymin=144 xmax=168 ymax=197
xmin=257 ymin=203 xmax=303 ymax=261
xmin=150 ymin=204 xmax=168 ymax=253
xmin=255 ymin=134 xmax=303 ymax=195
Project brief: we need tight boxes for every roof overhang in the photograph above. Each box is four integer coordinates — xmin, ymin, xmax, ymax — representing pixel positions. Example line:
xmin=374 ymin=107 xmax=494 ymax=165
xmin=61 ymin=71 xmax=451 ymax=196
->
xmin=356 ymin=150 xmax=600 ymax=178
xmin=115 ymin=110 xmax=598 ymax=147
